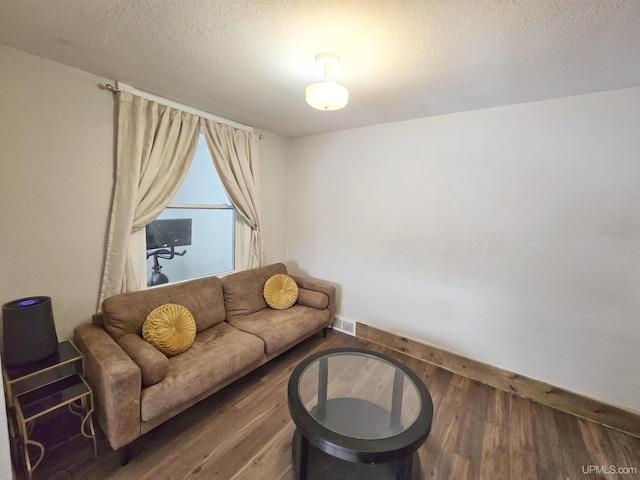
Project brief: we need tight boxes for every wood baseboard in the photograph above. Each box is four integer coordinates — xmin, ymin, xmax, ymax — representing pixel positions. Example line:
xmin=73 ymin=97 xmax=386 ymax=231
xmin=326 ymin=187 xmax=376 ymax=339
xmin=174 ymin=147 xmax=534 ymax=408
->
xmin=356 ymin=323 xmax=640 ymax=438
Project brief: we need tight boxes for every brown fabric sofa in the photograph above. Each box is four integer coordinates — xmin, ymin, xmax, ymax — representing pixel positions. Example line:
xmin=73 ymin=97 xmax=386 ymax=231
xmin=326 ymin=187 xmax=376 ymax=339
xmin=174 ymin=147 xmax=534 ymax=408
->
xmin=73 ymin=263 xmax=335 ymax=460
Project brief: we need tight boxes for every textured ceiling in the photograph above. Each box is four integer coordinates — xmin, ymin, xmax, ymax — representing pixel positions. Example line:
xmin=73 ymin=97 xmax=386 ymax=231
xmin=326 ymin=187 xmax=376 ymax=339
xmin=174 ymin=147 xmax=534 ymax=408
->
xmin=1 ymin=0 xmax=639 ymax=137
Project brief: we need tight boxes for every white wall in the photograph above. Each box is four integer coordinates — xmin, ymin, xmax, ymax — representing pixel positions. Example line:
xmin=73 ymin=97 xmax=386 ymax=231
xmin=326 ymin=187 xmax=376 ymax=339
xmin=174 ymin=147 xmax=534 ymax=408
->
xmin=286 ymin=87 xmax=640 ymax=412
xmin=0 ymin=45 xmax=115 ymax=342
xmin=257 ymin=128 xmax=290 ymax=264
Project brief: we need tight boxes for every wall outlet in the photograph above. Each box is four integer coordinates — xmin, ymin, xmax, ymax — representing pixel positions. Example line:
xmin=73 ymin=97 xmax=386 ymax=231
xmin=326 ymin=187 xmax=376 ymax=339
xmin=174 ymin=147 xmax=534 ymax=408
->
xmin=332 ymin=316 xmax=356 ymax=336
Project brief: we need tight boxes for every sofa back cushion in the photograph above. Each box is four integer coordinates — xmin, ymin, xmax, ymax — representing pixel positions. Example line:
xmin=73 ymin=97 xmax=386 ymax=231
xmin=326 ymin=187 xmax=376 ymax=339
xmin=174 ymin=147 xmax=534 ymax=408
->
xmin=222 ymin=263 xmax=287 ymax=321
xmin=102 ymin=275 xmax=226 ymax=340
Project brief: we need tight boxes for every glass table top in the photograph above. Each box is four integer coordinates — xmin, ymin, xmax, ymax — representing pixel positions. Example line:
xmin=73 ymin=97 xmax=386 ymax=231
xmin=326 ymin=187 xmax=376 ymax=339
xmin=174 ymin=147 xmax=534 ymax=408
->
xmin=3 ymin=340 xmax=81 ymax=382
xmin=16 ymin=374 xmax=90 ymax=422
xmin=297 ymin=350 xmax=422 ymax=441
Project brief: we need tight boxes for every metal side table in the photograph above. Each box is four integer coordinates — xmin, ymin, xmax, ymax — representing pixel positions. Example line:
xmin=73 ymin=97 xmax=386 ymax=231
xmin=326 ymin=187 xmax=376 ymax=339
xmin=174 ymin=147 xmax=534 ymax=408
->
xmin=2 ymin=340 xmax=97 ymax=479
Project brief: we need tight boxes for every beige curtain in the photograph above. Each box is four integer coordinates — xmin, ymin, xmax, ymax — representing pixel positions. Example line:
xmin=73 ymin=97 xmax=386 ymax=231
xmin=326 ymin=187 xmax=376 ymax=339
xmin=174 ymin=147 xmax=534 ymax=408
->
xmin=200 ymin=118 xmax=264 ymax=269
xmin=98 ymin=92 xmax=200 ymax=307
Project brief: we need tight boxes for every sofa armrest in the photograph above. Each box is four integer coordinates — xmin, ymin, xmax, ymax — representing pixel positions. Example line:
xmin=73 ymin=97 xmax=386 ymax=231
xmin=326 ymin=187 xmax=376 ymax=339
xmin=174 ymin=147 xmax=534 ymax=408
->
xmin=289 ymin=275 xmax=337 ymax=319
xmin=74 ymin=324 xmax=142 ymax=450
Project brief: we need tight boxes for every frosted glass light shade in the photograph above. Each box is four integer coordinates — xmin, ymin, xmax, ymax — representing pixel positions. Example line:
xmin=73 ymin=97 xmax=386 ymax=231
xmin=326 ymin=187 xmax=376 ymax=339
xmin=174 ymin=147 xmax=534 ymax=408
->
xmin=306 ymin=82 xmax=349 ymax=111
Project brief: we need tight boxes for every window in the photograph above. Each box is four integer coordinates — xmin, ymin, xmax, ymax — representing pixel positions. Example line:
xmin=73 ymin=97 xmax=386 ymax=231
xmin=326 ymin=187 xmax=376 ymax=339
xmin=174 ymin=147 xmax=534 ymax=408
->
xmin=145 ymin=133 xmax=235 ymax=286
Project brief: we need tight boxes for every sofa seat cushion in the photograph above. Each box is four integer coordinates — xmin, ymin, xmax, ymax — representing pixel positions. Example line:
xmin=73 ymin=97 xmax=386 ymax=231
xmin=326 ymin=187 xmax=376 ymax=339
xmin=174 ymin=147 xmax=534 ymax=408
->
xmin=227 ymin=305 xmax=330 ymax=355
xmin=140 ymin=322 xmax=265 ymax=422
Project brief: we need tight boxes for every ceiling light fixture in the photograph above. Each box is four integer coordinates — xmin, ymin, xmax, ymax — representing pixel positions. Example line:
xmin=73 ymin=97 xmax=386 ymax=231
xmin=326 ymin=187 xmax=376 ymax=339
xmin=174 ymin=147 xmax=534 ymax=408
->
xmin=306 ymin=53 xmax=349 ymax=111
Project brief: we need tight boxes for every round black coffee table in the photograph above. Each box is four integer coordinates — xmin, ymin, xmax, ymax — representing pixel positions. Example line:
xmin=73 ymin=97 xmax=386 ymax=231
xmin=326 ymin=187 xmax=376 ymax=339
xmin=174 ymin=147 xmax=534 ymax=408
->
xmin=287 ymin=348 xmax=433 ymax=480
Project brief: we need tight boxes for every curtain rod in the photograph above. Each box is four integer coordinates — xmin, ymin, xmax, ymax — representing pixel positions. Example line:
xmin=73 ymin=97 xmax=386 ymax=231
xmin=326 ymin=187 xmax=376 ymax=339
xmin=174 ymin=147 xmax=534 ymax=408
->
xmin=104 ymin=82 xmax=255 ymax=134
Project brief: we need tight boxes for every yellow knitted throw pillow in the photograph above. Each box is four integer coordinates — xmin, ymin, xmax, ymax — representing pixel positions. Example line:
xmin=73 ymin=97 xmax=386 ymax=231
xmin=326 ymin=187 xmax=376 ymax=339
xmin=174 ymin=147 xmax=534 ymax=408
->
xmin=263 ymin=274 xmax=299 ymax=310
xmin=142 ymin=303 xmax=196 ymax=357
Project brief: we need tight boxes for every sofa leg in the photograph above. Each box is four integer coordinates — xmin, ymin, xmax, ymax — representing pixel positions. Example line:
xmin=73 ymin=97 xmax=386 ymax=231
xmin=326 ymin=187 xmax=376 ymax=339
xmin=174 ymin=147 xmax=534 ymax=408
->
xmin=119 ymin=446 xmax=130 ymax=466
xmin=322 ymin=327 xmax=328 ymax=338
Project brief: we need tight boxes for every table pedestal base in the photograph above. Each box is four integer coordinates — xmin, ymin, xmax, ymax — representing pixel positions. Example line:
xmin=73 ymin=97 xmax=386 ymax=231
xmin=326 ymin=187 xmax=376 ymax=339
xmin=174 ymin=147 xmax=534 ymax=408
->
xmin=292 ymin=429 xmax=420 ymax=480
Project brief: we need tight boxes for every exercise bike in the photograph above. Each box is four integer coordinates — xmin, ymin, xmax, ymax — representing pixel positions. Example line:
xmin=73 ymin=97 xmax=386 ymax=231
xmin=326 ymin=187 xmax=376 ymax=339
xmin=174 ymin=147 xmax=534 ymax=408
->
xmin=146 ymin=238 xmax=187 ymax=286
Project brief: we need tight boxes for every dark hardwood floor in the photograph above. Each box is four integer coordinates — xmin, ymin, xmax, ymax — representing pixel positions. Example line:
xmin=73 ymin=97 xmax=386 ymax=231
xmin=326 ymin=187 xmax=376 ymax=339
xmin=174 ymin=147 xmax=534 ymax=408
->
xmin=16 ymin=330 xmax=640 ymax=480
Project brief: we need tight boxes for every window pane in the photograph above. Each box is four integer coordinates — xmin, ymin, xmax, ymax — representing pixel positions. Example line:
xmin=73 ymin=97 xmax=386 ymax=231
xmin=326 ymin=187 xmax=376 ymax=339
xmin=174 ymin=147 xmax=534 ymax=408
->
xmin=146 ymin=208 xmax=234 ymax=285
xmin=170 ymin=135 xmax=231 ymax=205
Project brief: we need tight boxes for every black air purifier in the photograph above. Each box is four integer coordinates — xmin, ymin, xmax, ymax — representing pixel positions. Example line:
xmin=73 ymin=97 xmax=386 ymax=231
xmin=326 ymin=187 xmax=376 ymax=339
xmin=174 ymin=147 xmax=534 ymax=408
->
xmin=2 ymin=296 xmax=59 ymax=367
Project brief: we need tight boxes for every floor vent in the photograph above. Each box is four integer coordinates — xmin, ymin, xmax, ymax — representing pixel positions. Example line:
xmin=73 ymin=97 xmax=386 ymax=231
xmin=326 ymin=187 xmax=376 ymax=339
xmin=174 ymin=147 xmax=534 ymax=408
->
xmin=331 ymin=316 xmax=356 ymax=336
